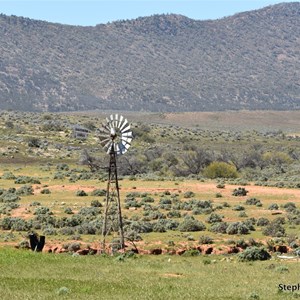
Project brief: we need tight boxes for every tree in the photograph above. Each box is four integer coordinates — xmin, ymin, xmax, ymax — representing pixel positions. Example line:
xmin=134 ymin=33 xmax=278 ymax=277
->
xmin=181 ymin=148 xmax=212 ymax=175
xmin=78 ymin=149 xmax=102 ymax=172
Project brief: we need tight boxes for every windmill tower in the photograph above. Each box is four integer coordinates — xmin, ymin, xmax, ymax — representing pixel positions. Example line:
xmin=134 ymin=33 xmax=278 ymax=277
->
xmin=97 ymin=114 xmax=133 ymax=252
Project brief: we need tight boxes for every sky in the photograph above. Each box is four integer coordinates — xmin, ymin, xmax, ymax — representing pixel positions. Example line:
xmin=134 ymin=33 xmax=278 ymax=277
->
xmin=0 ymin=0 xmax=298 ymax=26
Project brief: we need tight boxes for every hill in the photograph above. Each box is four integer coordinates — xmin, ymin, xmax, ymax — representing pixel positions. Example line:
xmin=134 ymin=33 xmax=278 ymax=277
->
xmin=0 ymin=2 xmax=299 ymax=112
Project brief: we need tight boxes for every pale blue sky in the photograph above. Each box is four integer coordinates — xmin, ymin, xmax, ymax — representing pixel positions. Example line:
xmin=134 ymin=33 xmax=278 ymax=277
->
xmin=0 ymin=0 xmax=297 ymax=26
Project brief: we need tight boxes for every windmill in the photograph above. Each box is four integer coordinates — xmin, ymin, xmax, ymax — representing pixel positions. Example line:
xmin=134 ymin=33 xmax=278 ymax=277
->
xmin=97 ymin=114 xmax=133 ymax=251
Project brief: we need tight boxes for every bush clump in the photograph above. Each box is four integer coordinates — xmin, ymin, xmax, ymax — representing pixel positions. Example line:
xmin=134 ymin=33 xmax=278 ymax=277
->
xmin=76 ymin=190 xmax=88 ymax=197
xmin=206 ymin=213 xmax=223 ymax=224
xmin=232 ymin=187 xmax=248 ymax=196
xmin=262 ymin=219 xmax=285 ymax=237
xmin=199 ymin=235 xmax=214 ymax=244
xmin=40 ymin=188 xmax=51 ymax=194
xmin=245 ymin=198 xmax=262 ymax=206
xmin=237 ymin=247 xmax=271 ymax=261
xmin=268 ymin=203 xmax=279 ymax=210
xmin=178 ymin=216 xmax=206 ymax=232
xmin=14 ymin=176 xmax=41 ymax=184
xmin=183 ymin=191 xmax=195 ymax=198
xmin=91 ymin=189 xmax=106 ymax=196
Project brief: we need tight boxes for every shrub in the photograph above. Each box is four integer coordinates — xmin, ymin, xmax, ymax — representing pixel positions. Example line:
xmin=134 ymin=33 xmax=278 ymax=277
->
xmin=282 ymin=202 xmax=296 ymax=212
xmin=256 ymin=217 xmax=270 ymax=227
xmin=226 ymin=222 xmax=249 ymax=235
xmin=206 ymin=213 xmax=223 ymax=224
xmin=167 ymin=210 xmax=181 ymax=218
xmin=1 ymin=172 xmax=16 ymax=180
xmin=153 ymin=220 xmax=167 ymax=233
xmin=232 ymin=205 xmax=245 ymax=211
xmin=216 ymin=183 xmax=225 ymax=189
xmin=245 ymin=198 xmax=261 ymax=206
xmin=178 ymin=216 xmax=206 ymax=232
xmin=78 ymin=207 xmax=100 ymax=216
xmin=27 ymin=137 xmax=41 ymax=148
xmin=262 ymin=221 xmax=285 ymax=237
xmin=237 ymin=247 xmax=271 ymax=261
xmin=59 ymin=227 xmax=76 ymax=235
xmin=14 ymin=176 xmax=40 ymax=184
xmin=64 ymin=207 xmax=73 ymax=214
xmin=182 ymin=249 xmax=201 ymax=257
xmin=76 ymin=190 xmax=88 ymax=197
xmin=210 ymin=222 xmax=228 ymax=234
xmin=183 ymin=191 xmax=195 ymax=198
xmin=34 ymin=206 xmax=52 ymax=215
xmin=68 ymin=242 xmax=81 ymax=252
xmin=232 ymin=187 xmax=248 ymax=196
xmin=40 ymin=188 xmax=51 ymax=194
xmin=268 ymin=203 xmax=279 ymax=210
xmin=90 ymin=199 xmax=102 ymax=207
xmin=204 ymin=161 xmax=238 ymax=179
xmin=56 ymin=163 xmax=69 ymax=171
xmin=43 ymin=227 xmax=57 ymax=235
xmin=16 ymin=185 xmax=34 ymax=196
xmin=238 ymin=211 xmax=248 ymax=218
xmin=199 ymin=235 xmax=213 ymax=244
xmin=91 ymin=189 xmax=106 ymax=196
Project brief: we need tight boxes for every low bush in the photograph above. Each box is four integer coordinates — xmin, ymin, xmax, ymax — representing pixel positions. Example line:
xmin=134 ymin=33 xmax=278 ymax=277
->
xmin=91 ymin=189 xmax=106 ymax=196
xmin=245 ymin=198 xmax=262 ymax=206
xmin=237 ymin=247 xmax=271 ymax=261
xmin=199 ymin=235 xmax=214 ymax=244
xmin=210 ymin=222 xmax=228 ymax=234
xmin=40 ymin=188 xmax=51 ymax=194
xmin=268 ymin=203 xmax=279 ymax=210
xmin=232 ymin=187 xmax=248 ymax=196
xmin=206 ymin=213 xmax=223 ymax=224
xmin=76 ymin=190 xmax=88 ymax=197
xmin=178 ymin=216 xmax=206 ymax=232
xmin=256 ymin=217 xmax=270 ymax=226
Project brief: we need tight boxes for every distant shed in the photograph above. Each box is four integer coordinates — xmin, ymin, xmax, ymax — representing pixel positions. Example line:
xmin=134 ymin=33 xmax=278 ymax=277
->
xmin=72 ymin=125 xmax=89 ymax=139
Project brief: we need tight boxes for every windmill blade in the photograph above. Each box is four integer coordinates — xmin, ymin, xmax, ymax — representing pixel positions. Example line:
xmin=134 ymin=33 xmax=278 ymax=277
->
xmin=121 ymin=137 xmax=132 ymax=145
xmin=106 ymin=143 xmax=113 ymax=154
xmin=119 ymin=118 xmax=128 ymax=131
xmin=118 ymin=115 xmax=124 ymax=128
xmin=114 ymin=142 xmax=120 ymax=155
xmin=103 ymin=140 xmax=113 ymax=151
xmin=121 ymin=125 xmax=131 ymax=133
xmin=121 ymin=131 xmax=132 ymax=138
xmin=99 ymin=137 xmax=111 ymax=146
xmin=118 ymin=142 xmax=126 ymax=154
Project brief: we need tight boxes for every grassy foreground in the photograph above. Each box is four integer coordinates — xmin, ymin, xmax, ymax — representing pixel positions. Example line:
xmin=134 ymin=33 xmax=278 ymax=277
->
xmin=0 ymin=248 xmax=299 ymax=300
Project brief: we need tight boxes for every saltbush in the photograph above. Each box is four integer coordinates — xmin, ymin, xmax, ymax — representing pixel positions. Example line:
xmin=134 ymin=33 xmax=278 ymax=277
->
xmin=232 ymin=187 xmax=248 ymax=196
xmin=237 ymin=246 xmax=271 ymax=261
xmin=76 ymin=190 xmax=88 ymax=197
xmin=178 ymin=216 xmax=206 ymax=232
xmin=91 ymin=189 xmax=106 ymax=196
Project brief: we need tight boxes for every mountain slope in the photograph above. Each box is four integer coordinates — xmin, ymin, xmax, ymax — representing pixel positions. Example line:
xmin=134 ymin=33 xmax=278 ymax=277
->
xmin=0 ymin=2 xmax=299 ymax=112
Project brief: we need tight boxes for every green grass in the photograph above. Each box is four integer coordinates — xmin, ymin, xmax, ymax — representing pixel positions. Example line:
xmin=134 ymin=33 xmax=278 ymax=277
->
xmin=0 ymin=248 xmax=299 ymax=300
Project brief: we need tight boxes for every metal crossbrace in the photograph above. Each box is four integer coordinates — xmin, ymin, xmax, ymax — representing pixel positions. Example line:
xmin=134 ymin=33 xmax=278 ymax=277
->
xmin=101 ymin=145 xmax=125 ymax=252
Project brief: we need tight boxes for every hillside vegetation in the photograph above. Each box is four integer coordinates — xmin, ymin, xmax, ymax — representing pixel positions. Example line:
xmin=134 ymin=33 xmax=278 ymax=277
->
xmin=0 ymin=2 xmax=299 ymax=112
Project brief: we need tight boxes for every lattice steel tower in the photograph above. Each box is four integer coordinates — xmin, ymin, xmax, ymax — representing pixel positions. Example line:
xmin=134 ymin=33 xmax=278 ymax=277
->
xmin=97 ymin=114 xmax=133 ymax=251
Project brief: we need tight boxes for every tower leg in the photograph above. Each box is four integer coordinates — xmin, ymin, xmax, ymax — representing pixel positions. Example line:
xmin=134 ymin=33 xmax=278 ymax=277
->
xmin=101 ymin=147 xmax=125 ymax=253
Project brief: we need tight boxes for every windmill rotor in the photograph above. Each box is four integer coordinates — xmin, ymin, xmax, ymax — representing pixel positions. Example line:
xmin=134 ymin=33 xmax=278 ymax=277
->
xmin=97 ymin=114 xmax=132 ymax=155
